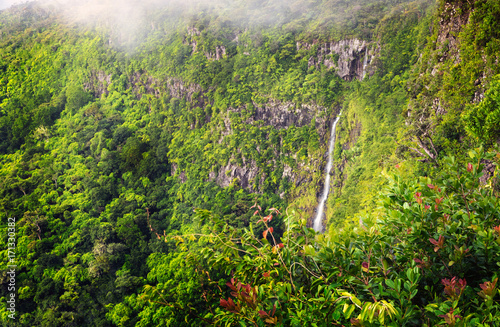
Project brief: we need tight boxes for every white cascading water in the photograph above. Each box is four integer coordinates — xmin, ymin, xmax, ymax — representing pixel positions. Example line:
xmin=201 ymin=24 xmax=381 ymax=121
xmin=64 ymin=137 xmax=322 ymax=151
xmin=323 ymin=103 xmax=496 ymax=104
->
xmin=313 ymin=112 xmax=341 ymax=232
xmin=362 ymin=49 xmax=368 ymax=80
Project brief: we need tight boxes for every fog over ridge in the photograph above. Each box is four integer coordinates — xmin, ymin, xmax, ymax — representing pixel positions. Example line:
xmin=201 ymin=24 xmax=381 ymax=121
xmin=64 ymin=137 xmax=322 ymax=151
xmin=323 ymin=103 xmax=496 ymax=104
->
xmin=1 ymin=0 xmax=425 ymax=49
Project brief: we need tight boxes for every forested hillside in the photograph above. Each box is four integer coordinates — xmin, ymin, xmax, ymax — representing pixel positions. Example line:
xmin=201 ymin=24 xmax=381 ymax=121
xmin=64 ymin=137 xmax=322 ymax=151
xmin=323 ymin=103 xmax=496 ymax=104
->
xmin=0 ymin=0 xmax=499 ymax=326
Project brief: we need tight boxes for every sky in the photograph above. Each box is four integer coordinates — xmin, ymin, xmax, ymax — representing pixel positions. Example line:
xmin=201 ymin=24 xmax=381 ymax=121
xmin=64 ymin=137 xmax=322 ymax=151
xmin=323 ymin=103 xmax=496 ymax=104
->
xmin=0 ymin=0 xmax=24 ymax=10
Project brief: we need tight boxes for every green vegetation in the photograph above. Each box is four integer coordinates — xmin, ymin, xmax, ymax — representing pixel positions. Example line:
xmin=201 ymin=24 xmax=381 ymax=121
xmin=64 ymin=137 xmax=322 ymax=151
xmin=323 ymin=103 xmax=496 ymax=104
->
xmin=0 ymin=0 xmax=499 ymax=326
xmin=129 ymin=146 xmax=499 ymax=326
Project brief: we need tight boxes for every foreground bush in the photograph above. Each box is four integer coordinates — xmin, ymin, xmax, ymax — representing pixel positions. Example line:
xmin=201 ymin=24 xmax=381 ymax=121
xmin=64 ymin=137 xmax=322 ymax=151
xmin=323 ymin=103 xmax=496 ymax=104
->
xmin=132 ymin=147 xmax=499 ymax=326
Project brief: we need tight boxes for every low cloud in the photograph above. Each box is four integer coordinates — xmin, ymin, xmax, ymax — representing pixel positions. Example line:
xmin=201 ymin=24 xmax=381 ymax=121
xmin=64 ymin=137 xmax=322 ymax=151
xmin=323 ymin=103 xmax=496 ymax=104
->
xmin=36 ymin=0 xmax=317 ymax=47
xmin=0 ymin=0 xmax=26 ymax=10
xmin=3 ymin=0 xmax=420 ymax=48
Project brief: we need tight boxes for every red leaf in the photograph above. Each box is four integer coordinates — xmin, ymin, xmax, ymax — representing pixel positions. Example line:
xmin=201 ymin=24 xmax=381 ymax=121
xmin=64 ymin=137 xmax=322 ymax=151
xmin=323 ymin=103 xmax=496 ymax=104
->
xmin=226 ymin=282 xmax=237 ymax=291
xmin=263 ymin=230 xmax=268 ymax=239
xmin=278 ymin=243 xmax=284 ymax=249
xmin=269 ymin=227 xmax=274 ymax=233
xmin=429 ymin=235 xmax=445 ymax=252
xmin=258 ymin=310 xmax=268 ymax=318
xmin=467 ymin=163 xmax=473 ymax=172
xmin=253 ymin=210 xmax=259 ymax=216
xmin=263 ymin=214 xmax=272 ymax=222
xmin=220 ymin=298 xmax=228 ymax=307
xmin=269 ymin=207 xmax=281 ymax=214
xmin=263 ymin=271 xmax=270 ymax=278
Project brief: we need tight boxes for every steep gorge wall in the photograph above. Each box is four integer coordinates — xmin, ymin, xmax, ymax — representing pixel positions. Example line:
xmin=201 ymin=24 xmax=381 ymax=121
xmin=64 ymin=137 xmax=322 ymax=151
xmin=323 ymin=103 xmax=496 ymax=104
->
xmin=404 ymin=0 xmax=500 ymax=163
xmin=83 ymin=36 xmax=369 ymax=195
xmin=213 ymin=101 xmax=333 ymax=194
xmin=297 ymin=39 xmax=377 ymax=81
xmin=185 ymin=25 xmax=377 ymax=80
xmin=94 ymin=69 xmax=335 ymax=194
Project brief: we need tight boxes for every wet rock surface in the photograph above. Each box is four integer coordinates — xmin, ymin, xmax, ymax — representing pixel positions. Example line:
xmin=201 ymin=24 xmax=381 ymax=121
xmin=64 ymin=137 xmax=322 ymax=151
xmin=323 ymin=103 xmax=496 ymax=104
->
xmin=297 ymin=39 xmax=377 ymax=81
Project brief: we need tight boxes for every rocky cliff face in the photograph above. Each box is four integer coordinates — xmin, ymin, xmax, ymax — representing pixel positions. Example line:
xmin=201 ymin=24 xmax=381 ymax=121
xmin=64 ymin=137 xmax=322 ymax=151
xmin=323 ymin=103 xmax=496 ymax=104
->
xmin=83 ymin=47 xmax=343 ymax=196
xmin=239 ymin=100 xmax=328 ymax=132
xmin=124 ymin=73 xmax=207 ymax=113
xmin=121 ymin=69 xmax=334 ymax=194
xmin=84 ymin=71 xmax=112 ymax=98
xmin=205 ymin=45 xmax=226 ymax=61
xmin=435 ymin=1 xmax=492 ymax=104
xmin=297 ymin=39 xmax=377 ymax=81
xmin=209 ymin=101 xmax=333 ymax=194
xmin=185 ymin=27 xmax=227 ymax=60
xmin=428 ymin=1 xmax=473 ymax=115
xmin=408 ymin=0 xmax=484 ymax=119
xmin=209 ymin=159 xmax=262 ymax=191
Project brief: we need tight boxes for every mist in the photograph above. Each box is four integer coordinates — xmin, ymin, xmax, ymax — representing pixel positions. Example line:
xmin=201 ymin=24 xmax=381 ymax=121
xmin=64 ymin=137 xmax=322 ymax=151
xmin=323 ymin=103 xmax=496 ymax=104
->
xmin=0 ymin=0 xmax=25 ymax=10
xmin=2 ymin=0 xmax=420 ymax=48
xmin=52 ymin=0 xmax=318 ymax=31
xmin=24 ymin=0 xmax=320 ymax=48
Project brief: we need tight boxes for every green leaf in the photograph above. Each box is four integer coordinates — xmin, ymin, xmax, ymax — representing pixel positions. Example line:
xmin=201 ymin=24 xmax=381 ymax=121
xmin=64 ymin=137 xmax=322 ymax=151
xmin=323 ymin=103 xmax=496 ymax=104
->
xmin=404 ymin=281 xmax=411 ymax=292
xmin=386 ymin=279 xmax=396 ymax=289
xmin=406 ymin=268 xmax=414 ymax=282
xmin=410 ymin=289 xmax=418 ymax=299
xmin=344 ymin=304 xmax=355 ymax=319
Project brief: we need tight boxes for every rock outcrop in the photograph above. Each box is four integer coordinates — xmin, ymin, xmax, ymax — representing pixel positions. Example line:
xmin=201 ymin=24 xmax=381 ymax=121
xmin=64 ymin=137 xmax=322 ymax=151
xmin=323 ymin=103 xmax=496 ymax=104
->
xmin=211 ymin=159 xmax=262 ymax=191
xmin=84 ymin=71 xmax=112 ymax=98
xmin=297 ymin=39 xmax=376 ymax=81
xmin=185 ymin=27 xmax=227 ymax=61
xmin=238 ymin=100 xmax=328 ymax=131
xmin=204 ymin=45 xmax=226 ymax=61
xmin=128 ymin=73 xmax=204 ymax=104
xmin=208 ymin=100 xmax=332 ymax=194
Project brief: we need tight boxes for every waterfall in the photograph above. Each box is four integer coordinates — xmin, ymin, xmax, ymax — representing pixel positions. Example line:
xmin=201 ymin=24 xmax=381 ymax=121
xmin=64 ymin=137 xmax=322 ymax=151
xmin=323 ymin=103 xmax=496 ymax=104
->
xmin=362 ymin=49 xmax=368 ymax=80
xmin=313 ymin=112 xmax=341 ymax=232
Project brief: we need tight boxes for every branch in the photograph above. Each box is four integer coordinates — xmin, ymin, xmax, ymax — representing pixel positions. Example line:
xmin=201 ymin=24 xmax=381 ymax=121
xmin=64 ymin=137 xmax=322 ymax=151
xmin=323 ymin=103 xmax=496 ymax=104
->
xmin=426 ymin=133 xmax=439 ymax=158
xmin=408 ymin=146 xmax=426 ymax=158
xmin=415 ymin=135 xmax=436 ymax=161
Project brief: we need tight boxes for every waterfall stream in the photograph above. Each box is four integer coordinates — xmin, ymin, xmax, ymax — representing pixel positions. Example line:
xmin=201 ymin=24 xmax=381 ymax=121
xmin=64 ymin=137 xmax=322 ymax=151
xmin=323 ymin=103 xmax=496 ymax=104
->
xmin=313 ymin=113 xmax=341 ymax=232
xmin=362 ymin=49 xmax=368 ymax=80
